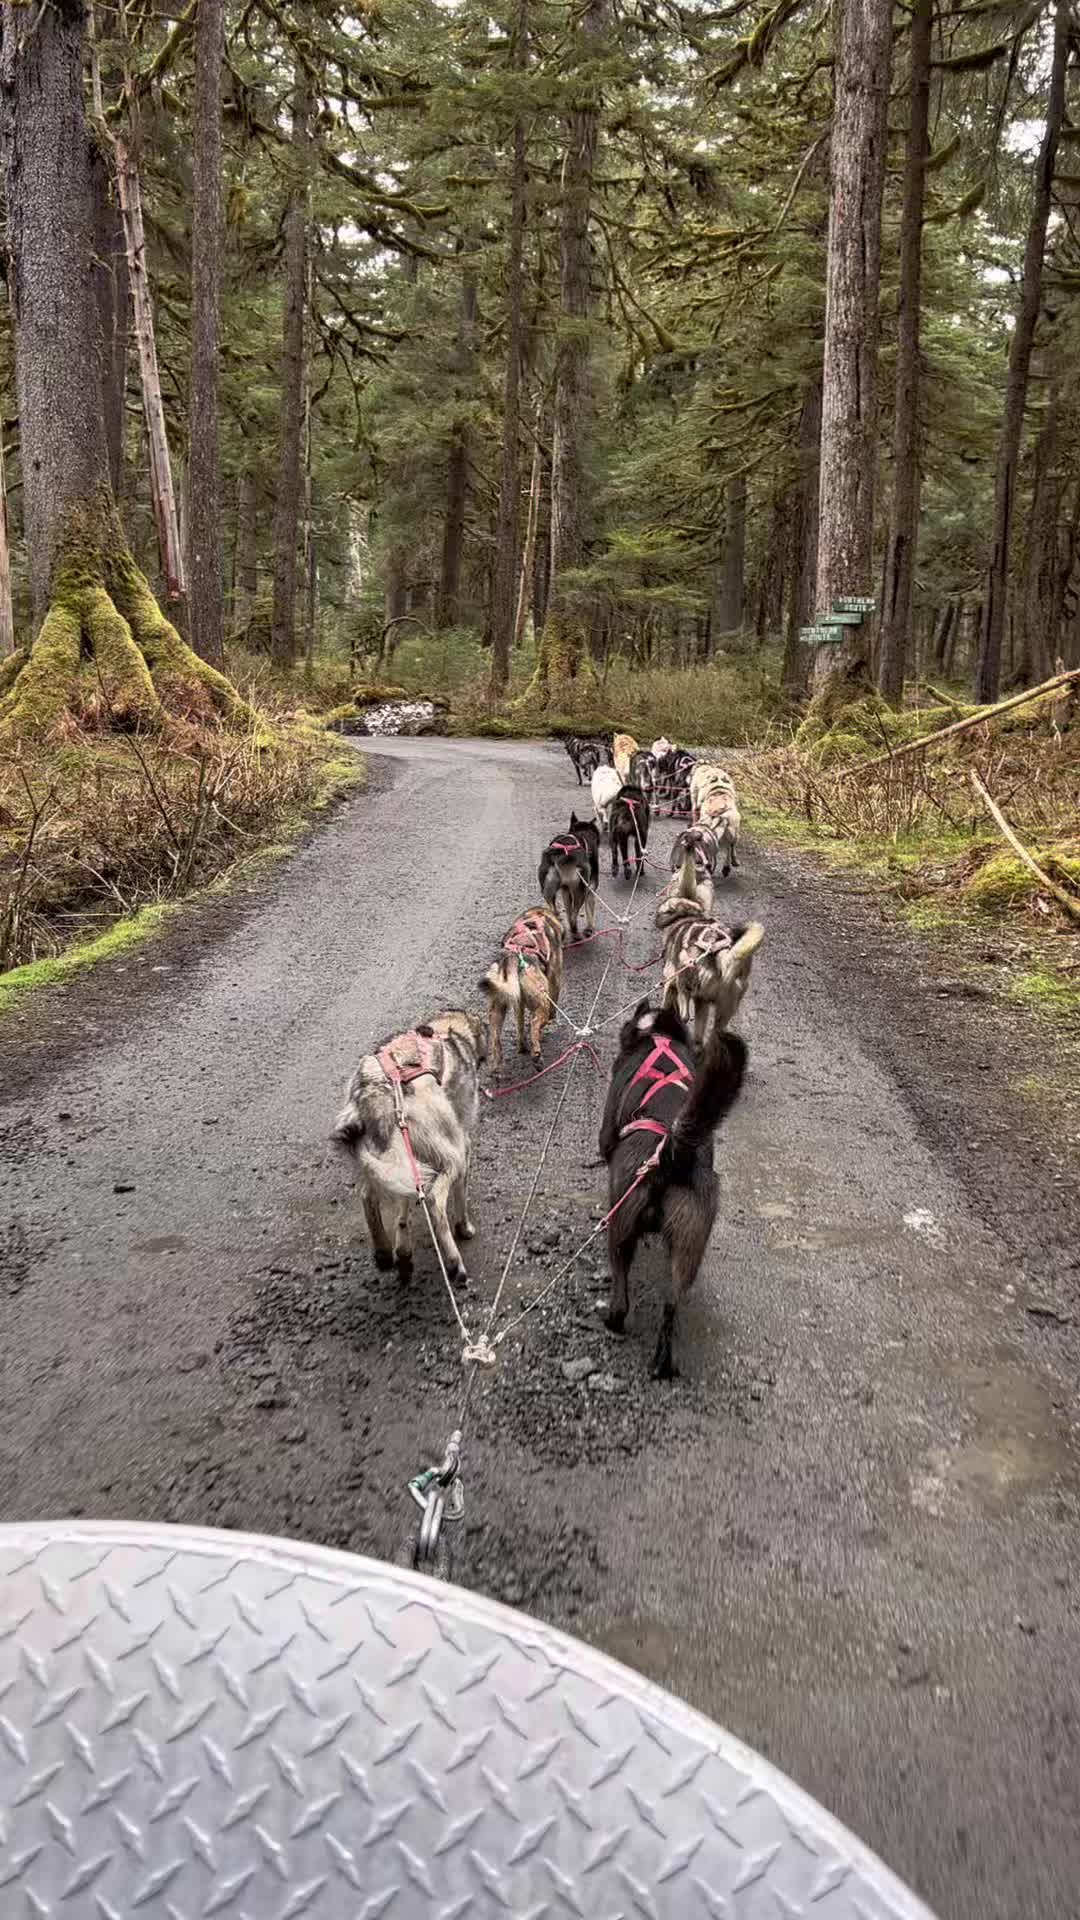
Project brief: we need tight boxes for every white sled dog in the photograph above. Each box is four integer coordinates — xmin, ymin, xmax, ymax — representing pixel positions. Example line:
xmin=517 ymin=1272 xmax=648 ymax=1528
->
xmin=591 ymin=762 xmax=623 ymax=836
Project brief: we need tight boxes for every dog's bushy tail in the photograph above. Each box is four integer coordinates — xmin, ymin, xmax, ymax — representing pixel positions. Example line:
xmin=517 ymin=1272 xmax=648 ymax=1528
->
xmin=658 ymin=1029 xmax=748 ymax=1181
xmin=719 ymin=920 xmax=764 ymax=983
xmin=676 ymin=846 xmax=697 ymax=901
xmin=478 ymin=956 xmax=519 ymax=1002
xmin=541 ymin=860 xmax=561 ymax=909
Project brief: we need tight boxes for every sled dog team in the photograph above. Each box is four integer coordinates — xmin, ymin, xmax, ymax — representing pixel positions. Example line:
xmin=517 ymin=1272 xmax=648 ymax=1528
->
xmin=333 ymin=734 xmax=763 ymax=1380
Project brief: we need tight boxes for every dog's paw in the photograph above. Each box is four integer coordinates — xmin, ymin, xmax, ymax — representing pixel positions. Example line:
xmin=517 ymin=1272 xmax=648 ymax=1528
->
xmin=457 ymin=1219 xmax=476 ymax=1241
xmin=395 ymin=1255 xmax=414 ymax=1278
xmin=602 ymin=1306 xmax=627 ymax=1335
xmin=451 ymin=1263 xmax=469 ymax=1287
xmin=650 ymin=1349 xmax=678 ymax=1381
xmin=374 ymin=1249 xmax=394 ymax=1272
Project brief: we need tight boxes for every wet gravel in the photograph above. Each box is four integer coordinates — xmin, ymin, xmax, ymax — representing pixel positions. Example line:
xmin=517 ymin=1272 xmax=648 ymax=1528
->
xmin=1 ymin=735 xmax=1079 ymax=1920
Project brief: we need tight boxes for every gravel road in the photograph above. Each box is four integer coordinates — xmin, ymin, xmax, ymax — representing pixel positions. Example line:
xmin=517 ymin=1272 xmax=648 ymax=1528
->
xmin=1 ymin=734 xmax=1078 ymax=1920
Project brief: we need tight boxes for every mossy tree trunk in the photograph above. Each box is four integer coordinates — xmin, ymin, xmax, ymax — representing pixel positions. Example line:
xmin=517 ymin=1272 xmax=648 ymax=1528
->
xmin=0 ymin=0 xmax=256 ymax=744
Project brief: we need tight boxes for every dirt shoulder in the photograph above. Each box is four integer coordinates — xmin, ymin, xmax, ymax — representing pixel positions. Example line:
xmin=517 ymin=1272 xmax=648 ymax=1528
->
xmin=746 ymin=829 xmax=1080 ymax=1310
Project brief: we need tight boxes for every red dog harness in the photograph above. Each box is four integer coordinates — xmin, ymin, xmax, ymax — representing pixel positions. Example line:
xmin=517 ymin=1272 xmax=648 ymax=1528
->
xmin=377 ymin=1029 xmax=439 ymax=1090
xmin=549 ymin=834 xmax=583 ymax=858
xmin=503 ymin=915 xmax=552 ymax=970
xmin=619 ymin=1031 xmax=693 ymax=1145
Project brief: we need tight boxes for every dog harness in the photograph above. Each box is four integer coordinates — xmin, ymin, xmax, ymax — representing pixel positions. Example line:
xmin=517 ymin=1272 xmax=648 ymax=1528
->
xmin=619 ymin=1031 xmax=693 ymax=1145
xmin=503 ymin=915 xmax=552 ymax=971
xmin=377 ymin=1029 xmax=439 ymax=1089
xmin=549 ymin=835 xmax=583 ymax=858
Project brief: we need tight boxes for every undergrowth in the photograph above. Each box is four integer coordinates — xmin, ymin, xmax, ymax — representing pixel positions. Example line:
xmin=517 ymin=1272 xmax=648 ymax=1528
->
xmin=741 ymin=693 xmax=1080 ymax=1017
xmin=0 ymin=704 xmax=363 ymax=980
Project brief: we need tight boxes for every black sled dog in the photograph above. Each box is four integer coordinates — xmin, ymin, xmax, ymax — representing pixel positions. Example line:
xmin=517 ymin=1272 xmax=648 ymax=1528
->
xmin=598 ymin=1000 xmax=747 ymax=1379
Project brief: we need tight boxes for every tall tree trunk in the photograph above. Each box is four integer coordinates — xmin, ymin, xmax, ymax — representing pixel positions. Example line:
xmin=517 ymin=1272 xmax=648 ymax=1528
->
xmin=781 ymin=377 xmax=822 ymax=699
xmin=1 ymin=0 xmax=110 ymax=626
xmin=534 ymin=0 xmax=606 ymax=690
xmin=91 ymin=151 xmax=128 ymax=503
xmin=975 ymin=2 xmax=1067 ymax=703
xmin=0 ymin=420 xmax=13 ymax=655
xmin=436 ymin=269 xmax=477 ymax=629
xmin=385 ymin=547 xmax=408 ymax=626
xmin=270 ymin=57 xmax=311 ymax=668
xmin=232 ymin=467 xmax=257 ymax=629
xmin=715 ymin=473 xmax=747 ymax=635
xmin=188 ymin=0 xmax=225 ymax=668
xmin=1018 ymin=392 xmax=1059 ymax=686
xmin=115 ymin=129 xmax=186 ymax=605
xmin=490 ymin=0 xmax=529 ymax=689
xmin=811 ymin=0 xmax=892 ymax=699
xmin=0 ymin=0 xmax=253 ymax=741
xmin=514 ymin=403 xmax=543 ymax=650
xmin=878 ymin=0 xmax=931 ymax=705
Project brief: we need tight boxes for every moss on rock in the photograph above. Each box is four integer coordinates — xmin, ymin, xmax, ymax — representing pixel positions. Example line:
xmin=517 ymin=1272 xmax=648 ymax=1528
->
xmin=964 ymin=847 xmax=1080 ymax=913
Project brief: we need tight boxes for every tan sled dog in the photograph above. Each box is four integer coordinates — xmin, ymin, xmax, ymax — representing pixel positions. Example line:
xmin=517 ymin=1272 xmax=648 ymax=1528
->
xmin=479 ymin=905 xmax=565 ymax=1077
xmin=659 ymin=882 xmax=763 ymax=1046
xmin=332 ymin=1010 xmax=487 ymax=1283
xmin=613 ymin=732 xmax=639 ymax=781
xmin=689 ymin=761 xmax=740 ymax=874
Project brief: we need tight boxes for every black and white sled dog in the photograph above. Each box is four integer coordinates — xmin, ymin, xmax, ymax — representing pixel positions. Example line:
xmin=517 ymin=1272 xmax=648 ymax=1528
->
xmin=538 ymin=814 xmax=601 ymax=941
xmin=628 ymin=747 xmax=658 ymax=816
xmin=332 ymin=1010 xmax=487 ymax=1286
xmin=599 ymin=999 xmax=748 ymax=1378
xmin=610 ymin=782 xmax=650 ymax=880
xmin=563 ymin=734 xmax=613 ymax=785
xmin=655 ymin=746 xmax=696 ymax=817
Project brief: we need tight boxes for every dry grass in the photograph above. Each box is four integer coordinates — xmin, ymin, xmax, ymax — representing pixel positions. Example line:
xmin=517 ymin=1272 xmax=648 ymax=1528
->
xmin=0 ymin=708 xmax=361 ymax=976
xmin=741 ymin=713 xmax=1080 ymax=984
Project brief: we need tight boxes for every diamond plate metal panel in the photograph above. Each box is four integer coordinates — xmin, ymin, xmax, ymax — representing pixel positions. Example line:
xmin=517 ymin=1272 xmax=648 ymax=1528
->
xmin=0 ymin=1524 xmax=937 ymax=1918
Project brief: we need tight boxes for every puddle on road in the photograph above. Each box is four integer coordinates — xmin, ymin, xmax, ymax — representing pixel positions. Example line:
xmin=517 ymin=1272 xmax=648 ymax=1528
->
xmin=911 ymin=1350 xmax=1078 ymax=1513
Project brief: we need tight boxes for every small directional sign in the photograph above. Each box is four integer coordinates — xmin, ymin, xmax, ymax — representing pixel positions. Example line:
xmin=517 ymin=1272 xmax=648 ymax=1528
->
xmin=819 ymin=610 xmax=863 ymax=626
xmin=834 ymin=596 xmax=877 ymax=614
xmin=799 ymin=626 xmax=844 ymax=646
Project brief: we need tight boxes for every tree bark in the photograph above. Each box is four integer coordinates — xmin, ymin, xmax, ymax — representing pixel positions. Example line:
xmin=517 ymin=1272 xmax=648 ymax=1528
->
xmin=715 ymin=473 xmax=747 ymax=635
xmin=1 ymin=0 xmax=111 ymax=626
xmin=436 ymin=268 xmax=477 ymax=630
xmin=385 ymin=546 xmax=408 ymax=626
xmin=0 ymin=0 xmax=254 ymax=741
xmin=490 ymin=0 xmax=529 ymax=689
xmin=1018 ymin=393 xmax=1059 ymax=686
xmin=534 ymin=0 xmax=606 ymax=689
xmin=91 ymin=149 xmax=128 ymax=503
xmin=187 ymin=0 xmax=225 ymax=668
xmin=975 ymin=3 xmax=1067 ymax=703
xmin=115 ymin=128 xmax=186 ymax=606
xmin=781 ymin=378 xmax=822 ymax=698
xmin=877 ymin=0 xmax=931 ymax=705
xmin=232 ymin=467 xmax=257 ymax=629
xmin=514 ymin=409 xmax=543 ymax=650
xmin=811 ymin=0 xmax=892 ymax=698
xmin=270 ymin=56 xmax=312 ymax=668
xmin=0 ymin=420 xmax=13 ymax=655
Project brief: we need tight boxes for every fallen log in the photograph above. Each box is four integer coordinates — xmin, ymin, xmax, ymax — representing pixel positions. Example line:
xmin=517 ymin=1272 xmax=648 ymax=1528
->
xmin=836 ymin=665 xmax=1080 ymax=781
xmin=970 ymin=769 xmax=1080 ymax=924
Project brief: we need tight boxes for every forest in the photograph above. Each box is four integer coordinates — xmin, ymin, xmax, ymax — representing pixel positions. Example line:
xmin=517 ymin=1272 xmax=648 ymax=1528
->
xmin=1 ymin=0 xmax=1079 ymax=978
